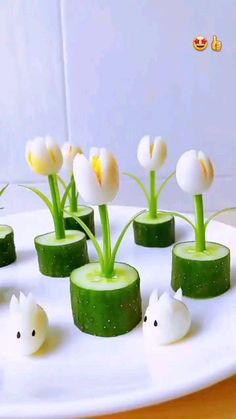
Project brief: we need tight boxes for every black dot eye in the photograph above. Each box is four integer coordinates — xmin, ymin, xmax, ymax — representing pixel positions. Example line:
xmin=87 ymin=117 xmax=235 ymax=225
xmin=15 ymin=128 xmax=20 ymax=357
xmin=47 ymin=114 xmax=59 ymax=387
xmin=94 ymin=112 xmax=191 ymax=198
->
xmin=154 ymin=320 xmax=158 ymax=327
xmin=16 ymin=331 xmax=21 ymax=339
xmin=144 ymin=315 xmax=147 ymax=322
xmin=32 ymin=330 xmax=36 ymax=337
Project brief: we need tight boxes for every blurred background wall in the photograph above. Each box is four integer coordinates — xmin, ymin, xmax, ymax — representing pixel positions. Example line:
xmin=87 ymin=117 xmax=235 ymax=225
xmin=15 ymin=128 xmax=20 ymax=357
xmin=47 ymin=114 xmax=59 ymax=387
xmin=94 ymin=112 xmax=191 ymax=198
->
xmin=0 ymin=0 xmax=235 ymax=213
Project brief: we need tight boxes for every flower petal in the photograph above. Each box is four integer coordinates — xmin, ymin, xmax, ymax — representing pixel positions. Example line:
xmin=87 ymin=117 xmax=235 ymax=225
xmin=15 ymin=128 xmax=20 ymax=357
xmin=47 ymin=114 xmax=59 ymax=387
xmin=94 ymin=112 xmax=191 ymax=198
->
xmin=151 ymin=137 xmax=167 ymax=170
xmin=176 ymin=150 xmax=214 ymax=194
xmin=62 ymin=141 xmax=83 ymax=173
xmin=99 ymin=148 xmax=119 ymax=203
xmin=45 ymin=136 xmax=63 ymax=173
xmin=137 ymin=135 xmax=152 ymax=170
xmin=73 ymin=154 xmax=103 ymax=205
xmin=26 ymin=136 xmax=63 ymax=176
xmin=198 ymin=151 xmax=214 ymax=188
xmin=137 ymin=135 xmax=167 ymax=170
xmin=26 ymin=137 xmax=52 ymax=176
xmin=89 ymin=147 xmax=100 ymax=161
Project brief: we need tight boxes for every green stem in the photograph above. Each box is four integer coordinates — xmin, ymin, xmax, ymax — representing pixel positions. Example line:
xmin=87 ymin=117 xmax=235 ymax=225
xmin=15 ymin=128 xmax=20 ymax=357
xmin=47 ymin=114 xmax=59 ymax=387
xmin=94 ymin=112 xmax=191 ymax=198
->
xmin=69 ymin=175 xmax=78 ymax=212
xmin=65 ymin=209 xmax=104 ymax=270
xmin=149 ymin=170 xmax=157 ymax=219
xmin=108 ymin=209 xmax=146 ymax=273
xmin=56 ymin=174 xmax=67 ymax=191
xmin=160 ymin=210 xmax=196 ymax=231
xmin=0 ymin=184 xmax=8 ymax=197
xmin=194 ymin=194 xmax=206 ymax=252
xmin=48 ymin=175 xmax=65 ymax=240
xmin=99 ymin=204 xmax=113 ymax=277
xmin=205 ymin=207 xmax=236 ymax=230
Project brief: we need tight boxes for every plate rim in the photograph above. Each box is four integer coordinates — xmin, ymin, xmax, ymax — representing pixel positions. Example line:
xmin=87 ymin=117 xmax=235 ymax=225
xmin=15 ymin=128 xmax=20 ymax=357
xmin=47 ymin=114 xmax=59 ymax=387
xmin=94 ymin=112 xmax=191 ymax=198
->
xmin=0 ymin=363 xmax=235 ymax=418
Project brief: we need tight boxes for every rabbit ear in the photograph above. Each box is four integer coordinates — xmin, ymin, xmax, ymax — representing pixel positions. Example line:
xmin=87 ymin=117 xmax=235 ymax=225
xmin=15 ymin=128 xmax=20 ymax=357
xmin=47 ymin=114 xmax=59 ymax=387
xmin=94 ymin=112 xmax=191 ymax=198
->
xmin=159 ymin=292 xmax=174 ymax=314
xmin=174 ymin=288 xmax=183 ymax=301
xmin=24 ymin=293 xmax=37 ymax=315
xmin=149 ymin=289 xmax=158 ymax=306
xmin=9 ymin=295 xmax=19 ymax=314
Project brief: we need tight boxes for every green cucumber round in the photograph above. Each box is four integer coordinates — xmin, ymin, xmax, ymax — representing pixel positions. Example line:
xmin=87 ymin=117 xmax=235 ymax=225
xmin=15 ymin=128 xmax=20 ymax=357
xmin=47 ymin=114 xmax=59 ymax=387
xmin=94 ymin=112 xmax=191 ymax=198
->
xmin=171 ymin=241 xmax=230 ymax=298
xmin=133 ymin=211 xmax=175 ymax=247
xmin=70 ymin=262 xmax=142 ymax=337
xmin=35 ymin=230 xmax=89 ymax=278
xmin=0 ymin=225 xmax=16 ymax=267
xmin=64 ymin=205 xmax=95 ymax=239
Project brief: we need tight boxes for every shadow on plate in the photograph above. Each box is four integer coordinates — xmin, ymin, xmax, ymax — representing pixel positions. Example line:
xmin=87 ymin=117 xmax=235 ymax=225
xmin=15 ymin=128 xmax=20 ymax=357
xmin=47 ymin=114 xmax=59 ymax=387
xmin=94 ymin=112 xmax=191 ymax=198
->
xmin=184 ymin=320 xmax=200 ymax=341
xmin=34 ymin=326 xmax=68 ymax=357
xmin=230 ymin=265 xmax=236 ymax=288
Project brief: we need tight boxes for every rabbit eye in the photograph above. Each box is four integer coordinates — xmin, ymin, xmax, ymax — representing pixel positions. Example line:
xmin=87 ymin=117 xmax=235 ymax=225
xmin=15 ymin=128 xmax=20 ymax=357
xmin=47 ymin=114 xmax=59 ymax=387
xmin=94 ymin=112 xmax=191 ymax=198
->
xmin=154 ymin=320 xmax=158 ymax=327
xmin=144 ymin=315 xmax=147 ymax=322
xmin=16 ymin=331 xmax=21 ymax=339
xmin=32 ymin=330 xmax=36 ymax=337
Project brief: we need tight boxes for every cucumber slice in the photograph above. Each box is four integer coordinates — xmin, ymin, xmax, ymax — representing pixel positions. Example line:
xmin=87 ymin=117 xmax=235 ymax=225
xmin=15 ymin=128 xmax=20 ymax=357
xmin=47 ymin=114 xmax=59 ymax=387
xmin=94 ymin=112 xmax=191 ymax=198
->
xmin=133 ymin=211 xmax=175 ymax=247
xmin=0 ymin=225 xmax=16 ymax=267
xmin=64 ymin=205 xmax=95 ymax=239
xmin=171 ymin=241 xmax=230 ymax=298
xmin=70 ymin=262 xmax=142 ymax=336
xmin=35 ymin=230 xmax=89 ymax=278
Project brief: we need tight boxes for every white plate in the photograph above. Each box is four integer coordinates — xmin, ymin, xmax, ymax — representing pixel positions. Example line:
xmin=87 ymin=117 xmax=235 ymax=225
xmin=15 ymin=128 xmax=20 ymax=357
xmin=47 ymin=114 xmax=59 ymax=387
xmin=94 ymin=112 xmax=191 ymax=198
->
xmin=0 ymin=206 xmax=235 ymax=419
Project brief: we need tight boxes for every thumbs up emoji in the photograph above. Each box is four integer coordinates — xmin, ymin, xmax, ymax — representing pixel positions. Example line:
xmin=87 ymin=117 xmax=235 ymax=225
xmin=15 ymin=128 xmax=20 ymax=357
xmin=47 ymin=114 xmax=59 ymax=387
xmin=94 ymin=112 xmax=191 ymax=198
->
xmin=211 ymin=35 xmax=222 ymax=52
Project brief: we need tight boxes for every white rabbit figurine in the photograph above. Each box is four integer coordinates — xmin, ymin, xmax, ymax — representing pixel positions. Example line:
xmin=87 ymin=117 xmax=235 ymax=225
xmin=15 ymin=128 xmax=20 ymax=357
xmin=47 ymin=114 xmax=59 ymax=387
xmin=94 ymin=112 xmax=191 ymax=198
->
xmin=143 ymin=289 xmax=191 ymax=346
xmin=8 ymin=292 xmax=48 ymax=355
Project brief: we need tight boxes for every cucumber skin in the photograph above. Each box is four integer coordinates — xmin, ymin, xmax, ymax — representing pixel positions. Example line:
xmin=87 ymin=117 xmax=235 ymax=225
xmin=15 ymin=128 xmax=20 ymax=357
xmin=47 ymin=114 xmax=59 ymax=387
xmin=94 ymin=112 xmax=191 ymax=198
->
xmin=35 ymin=232 xmax=89 ymax=278
xmin=64 ymin=206 xmax=95 ymax=239
xmin=70 ymin=263 xmax=142 ymax=337
xmin=0 ymin=226 xmax=16 ymax=267
xmin=171 ymin=242 xmax=230 ymax=298
xmin=133 ymin=215 xmax=175 ymax=248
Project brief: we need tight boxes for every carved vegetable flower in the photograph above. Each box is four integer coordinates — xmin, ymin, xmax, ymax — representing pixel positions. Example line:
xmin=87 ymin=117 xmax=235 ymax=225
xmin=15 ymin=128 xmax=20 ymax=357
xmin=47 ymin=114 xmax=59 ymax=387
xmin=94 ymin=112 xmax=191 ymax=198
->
xmin=25 ymin=136 xmax=68 ymax=240
xmin=73 ymin=147 xmax=119 ymax=205
xmin=137 ymin=135 xmax=167 ymax=171
xmin=176 ymin=150 xmax=214 ymax=195
xmin=61 ymin=142 xmax=83 ymax=173
xmin=26 ymin=136 xmax=63 ymax=176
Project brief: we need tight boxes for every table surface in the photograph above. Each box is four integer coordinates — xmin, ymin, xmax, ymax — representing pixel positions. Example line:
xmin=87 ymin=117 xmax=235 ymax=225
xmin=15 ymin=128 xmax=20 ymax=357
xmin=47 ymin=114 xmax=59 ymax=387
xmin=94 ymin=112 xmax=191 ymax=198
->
xmin=98 ymin=211 xmax=236 ymax=419
xmin=99 ymin=376 xmax=236 ymax=419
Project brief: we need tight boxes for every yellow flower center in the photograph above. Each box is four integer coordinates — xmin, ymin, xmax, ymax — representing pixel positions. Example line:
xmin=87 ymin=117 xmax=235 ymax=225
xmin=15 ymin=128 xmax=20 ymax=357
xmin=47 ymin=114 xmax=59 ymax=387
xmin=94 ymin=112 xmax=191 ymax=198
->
xmin=200 ymin=159 xmax=208 ymax=177
xmin=48 ymin=148 xmax=56 ymax=163
xmin=208 ymin=160 xmax=214 ymax=179
xmin=92 ymin=156 xmax=103 ymax=184
xmin=28 ymin=151 xmax=33 ymax=166
xmin=199 ymin=158 xmax=214 ymax=181
xmin=150 ymin=143 xmax=155 ymax=157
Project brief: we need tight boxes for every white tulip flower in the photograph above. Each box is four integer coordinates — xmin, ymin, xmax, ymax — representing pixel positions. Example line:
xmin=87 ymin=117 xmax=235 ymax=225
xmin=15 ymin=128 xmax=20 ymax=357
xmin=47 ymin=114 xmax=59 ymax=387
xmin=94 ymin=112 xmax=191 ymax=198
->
xmin=137 ymin=135 xmax=167 ymax=171
xmin=176 ymin=150 xmax=214 ymax=195
xmin=61 ymin=142 xmax=83 ymax=173
xmin=73 ymin=147 xmax=119 ymax=205
xmin=26 ymin=136 xmax=63 ymax=176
